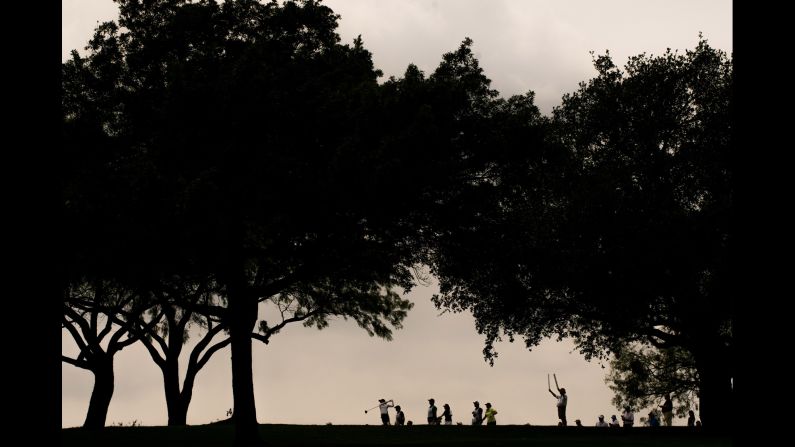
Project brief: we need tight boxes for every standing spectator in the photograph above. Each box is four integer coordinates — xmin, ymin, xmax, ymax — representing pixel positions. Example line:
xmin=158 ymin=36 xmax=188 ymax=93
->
xmin=484 ymin=402 xmax=498 ymax=426
xmin=595 ymin=415 xmax=609 ymax=427
xmin=395 ymin=405 xmax=405 ymax=426
xmin=471 ymin=401 xmax=484 ymax=425
xmin=621 ymin=406 xmax=634 ymax=427
xmin=648 ymin=411 xmax=660 ymax=427
xmin=609 ymin=415 xmax=620 ymax=427
xmin=427 ymin=399 xmax=439 ymax=425
xmin=659 ymin=395 xmax=674 ymax=427
xmin=441 ymin=404 xmax=453 ymax=425
xmin=687 ymin=410 xmax=696 ymax=427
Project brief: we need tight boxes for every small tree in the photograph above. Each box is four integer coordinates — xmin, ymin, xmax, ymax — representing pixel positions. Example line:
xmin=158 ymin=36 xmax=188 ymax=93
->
xmin=62 ymin=281 xmax=161 ymax=428
xmin=606 ymin=344 xmax=699 ymax=418
xmin=117 ymin=279 xmax=231 ymax=427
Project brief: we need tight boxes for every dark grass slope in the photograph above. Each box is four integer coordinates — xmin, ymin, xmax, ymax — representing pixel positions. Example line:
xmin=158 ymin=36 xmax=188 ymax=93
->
xmin=62 ymin=424 xmax=732 ymax=447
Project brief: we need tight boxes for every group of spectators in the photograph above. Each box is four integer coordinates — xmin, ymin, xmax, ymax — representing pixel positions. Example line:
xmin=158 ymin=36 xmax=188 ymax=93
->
xmin=375 ymin=394 xmax=700 ymax=427
xmin=376 ymin=398 xmax=498 ymax=426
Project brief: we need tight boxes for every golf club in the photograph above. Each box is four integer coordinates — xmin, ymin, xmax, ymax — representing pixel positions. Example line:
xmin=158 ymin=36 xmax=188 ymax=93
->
xmin=364 ymin=399 xmax=393 ymax=414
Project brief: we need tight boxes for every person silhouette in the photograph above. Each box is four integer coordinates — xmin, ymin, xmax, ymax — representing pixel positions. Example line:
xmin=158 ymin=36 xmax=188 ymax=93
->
xmin=484 ymin=402 xmax=498 ymax=426
xmin=659 ymin=395 xmax=673 ymax=426
xmin=575 ymin=419 xmax=583 ymax=427
xmin=471 ymin=401 xmax=484 ymax=425
xmin=687 ymin=410 xmax=696 ymax=427
xmin=441 ymin=404 xmax=453 ymax=425
xmin=595 ymin=415 xmax=609 ymax=427
xmin=609 ymin=415 xmax=620 ymax=427
xmin=427 ymin=399 xmax=438 ymax=425
xmin=621 ymin=406 xmax=634 ymax=427
xmin=549 ymin=384 xmax=568 ymax=426
xmin=648 ymin=411 xmax=660 ymax=427
xmin=395 ymin=405 xmax=405 ymax=426
xmin=378 ymin=399 xmax=394 ymax=426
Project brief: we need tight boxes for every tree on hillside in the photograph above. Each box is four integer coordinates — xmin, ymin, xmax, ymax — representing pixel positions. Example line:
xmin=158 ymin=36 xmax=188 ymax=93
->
xmin=62 ymin=1 xmax=503 ymax=444
xmin=62 ymin=281 xmax=162 ymax=429
xmin=431 ymin=38 xmax=733 ymax=427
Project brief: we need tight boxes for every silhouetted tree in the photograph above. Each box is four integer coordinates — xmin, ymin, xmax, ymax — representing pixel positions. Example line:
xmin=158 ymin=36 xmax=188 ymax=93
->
xmin=606 ymin=344 xmax=699 ymax=418
xmin=115 ymin=278 xmax=231 ymax=427
xmin=62 ymin=1 xmax=499 ymax=444
xmin=62 ymin=281 xmax=161 ymax=429
xmin=431 ymin=38 xmax=733 ymax=428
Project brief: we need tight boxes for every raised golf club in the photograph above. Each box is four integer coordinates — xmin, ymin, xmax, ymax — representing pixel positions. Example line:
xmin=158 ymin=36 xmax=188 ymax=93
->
xmin=364 ymin=399 xmax=393 ymax=414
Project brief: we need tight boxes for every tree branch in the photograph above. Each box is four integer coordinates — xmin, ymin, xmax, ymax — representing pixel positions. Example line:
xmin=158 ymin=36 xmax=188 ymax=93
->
xmin=96 ymin=313 xmax=114 ymax=344
xmin=62 ymin=315 xmax=91 ymax=361
xmin=64 ymin=305 xmax=101 ymax=353
xmin=252 ymin=308 xmax=324 ymax=345
xmin=196 ymin=338 xmax=231 ymax=371
xmin=62 ymin=355 xmax=92 ymax=370
xmin=187 ymin=322 xmax=228 ymax=372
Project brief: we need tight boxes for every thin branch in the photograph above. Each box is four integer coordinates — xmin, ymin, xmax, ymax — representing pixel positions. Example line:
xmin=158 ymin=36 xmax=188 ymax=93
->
xmin=252 ymin=308 xmax=324 ymax=345
xmin=96 ymin=313 xmax=114 ymax=344
xmin=186 ymin=323 xmax=228 ymax=370
xmin=62 ymin=355 xmax=92 ymax=370
xmin=196 ymin=338 xmax=231 ymax=371
xmin=64 ymin=305 xmax=101 ymax=352
xmin=136 ymin=331 xmax=167 ymax=369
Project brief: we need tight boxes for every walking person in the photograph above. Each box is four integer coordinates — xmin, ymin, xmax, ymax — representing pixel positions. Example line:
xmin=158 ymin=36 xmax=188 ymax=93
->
xmin=440 ymin=404 xmax=453 ymax=425
xmin=378 ymin=399 xmax=394 ymax=426
xmin=395 ymin=405 xmax=405 ymax=426
xmin=659 ymin=395 xmax=673 ymax=427
xmin=484 ymin=402 xmax=498 ymax=426
xmin=471 ymin=401 xmax=484 ymax=425
xmin=427 ymin=398 xmax=439 ymax=425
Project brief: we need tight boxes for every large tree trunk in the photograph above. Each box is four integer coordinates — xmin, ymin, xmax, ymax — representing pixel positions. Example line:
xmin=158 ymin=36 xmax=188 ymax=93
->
xmin=693 ymin=341 xmax=733 ymax=431
xmin=229 ymin=284 xmax=263 ymax=446
xmin=83 ymin=357 xmax=114 ymax=429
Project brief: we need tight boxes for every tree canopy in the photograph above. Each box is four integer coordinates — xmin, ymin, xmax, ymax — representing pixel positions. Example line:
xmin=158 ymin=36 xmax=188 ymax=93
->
xmin=62 ymin=0 xmax=518 ymax=443
xmin=430 ymin=37 xmax=733 ymax=426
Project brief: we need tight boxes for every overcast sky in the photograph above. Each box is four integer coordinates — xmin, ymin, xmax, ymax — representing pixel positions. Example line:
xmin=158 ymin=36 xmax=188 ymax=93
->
xmin=62 ymin=0 xmax=732 ymax=428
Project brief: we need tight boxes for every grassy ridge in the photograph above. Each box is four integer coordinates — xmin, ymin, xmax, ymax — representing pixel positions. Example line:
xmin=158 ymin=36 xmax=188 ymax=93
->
xmin=62 ymin=424 xmax=732 ymax=447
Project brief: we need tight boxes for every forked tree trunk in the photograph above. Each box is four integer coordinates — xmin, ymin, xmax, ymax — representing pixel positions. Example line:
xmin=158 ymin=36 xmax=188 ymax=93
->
xmin=163 ymin=356 xmax=189 ymax=426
